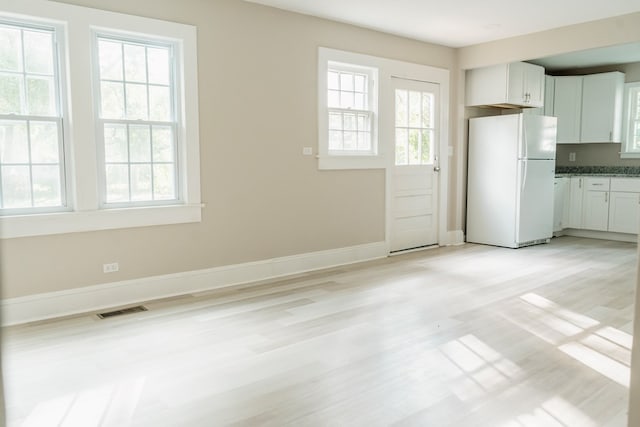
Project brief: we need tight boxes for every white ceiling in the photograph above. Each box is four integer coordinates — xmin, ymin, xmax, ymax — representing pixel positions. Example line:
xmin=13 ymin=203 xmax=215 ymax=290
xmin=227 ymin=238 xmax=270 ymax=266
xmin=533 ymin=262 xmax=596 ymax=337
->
xmin=244 ymin=0 xmax=640 ymax=48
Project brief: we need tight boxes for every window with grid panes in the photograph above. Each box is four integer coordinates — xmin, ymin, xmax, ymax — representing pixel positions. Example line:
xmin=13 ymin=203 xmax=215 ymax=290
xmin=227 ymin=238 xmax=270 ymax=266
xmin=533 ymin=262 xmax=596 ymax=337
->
xmin=96 ymin=35 xmax=177 ymax=206
xmin=622 ymin=83 xmax=640 ymax=157
xmin=394 ymin=89 xmax=434 ymax=165
xmin=0 ymin=22 xmax=66 ymax=213
xmin=327 ymin=63 xmax=374 ymax=154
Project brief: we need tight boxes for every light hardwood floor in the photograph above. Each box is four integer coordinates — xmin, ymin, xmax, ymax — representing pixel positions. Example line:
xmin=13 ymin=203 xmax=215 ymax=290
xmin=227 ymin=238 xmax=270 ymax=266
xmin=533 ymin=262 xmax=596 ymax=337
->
xmin=2 ymin=236 xmax=637 ymax=427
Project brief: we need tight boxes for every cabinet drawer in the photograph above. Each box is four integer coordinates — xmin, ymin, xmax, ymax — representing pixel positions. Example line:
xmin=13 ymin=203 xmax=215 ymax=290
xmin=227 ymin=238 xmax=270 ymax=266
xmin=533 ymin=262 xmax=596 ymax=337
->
xmin=584 ymin=177 xmax=610 ymax=191
xmin=610 ymin=178 xmax=640 ymax=192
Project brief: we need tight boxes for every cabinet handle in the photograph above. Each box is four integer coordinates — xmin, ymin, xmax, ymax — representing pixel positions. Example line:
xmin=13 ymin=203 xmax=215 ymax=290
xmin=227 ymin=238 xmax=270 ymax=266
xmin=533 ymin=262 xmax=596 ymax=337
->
xmin=605 ymin=193 xmax=608 ymax=203
xmin=579 ymin=178 xmax=582 ymax=188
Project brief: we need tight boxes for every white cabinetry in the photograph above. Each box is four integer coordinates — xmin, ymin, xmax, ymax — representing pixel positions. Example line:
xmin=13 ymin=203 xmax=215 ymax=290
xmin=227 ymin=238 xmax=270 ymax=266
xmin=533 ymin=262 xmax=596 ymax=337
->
xmin=544 ymin=75 xmax=555 ymax=116
xmin=566 ymin=176 xmax=584 ymax=228
xmin=580 ymin=72 xmax=625 ymax=143
xmin=582 ymin=178 xmax=610 ymax=231
xmin=553 ymin=76 xmax=583 ymax=144
xmin=553 ymin=177 xmax=569 ymax=232
xmin=466 ymin=62 xmax=545 ymax=108
xmin=608 ymin=178 xmax=640 ymax=233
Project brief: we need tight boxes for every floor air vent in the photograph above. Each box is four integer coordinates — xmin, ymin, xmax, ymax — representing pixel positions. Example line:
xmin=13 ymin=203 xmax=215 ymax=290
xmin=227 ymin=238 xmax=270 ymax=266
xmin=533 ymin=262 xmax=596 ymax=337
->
xmin=97 ymin=305 xmax=148 ymax=319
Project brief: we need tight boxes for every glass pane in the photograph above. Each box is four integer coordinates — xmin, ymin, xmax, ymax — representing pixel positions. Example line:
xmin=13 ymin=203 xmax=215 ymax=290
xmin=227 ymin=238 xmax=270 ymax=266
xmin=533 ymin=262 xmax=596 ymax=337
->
xmin=357 ymin=132 xmax=371 ymax=151
xmin=343 ymin=131 xmax=356 ymax=150
xmin=105 ymin=164 xmax=129 ymax=203
xmin=0 ymin=27 xmax=22 ymax=72
xmin=130 ymin=164 xmax=152 ymax=201
xmin=340 ymin=91 xmax=354 ymax=109
xmin=328 ymin=71 xmax=339 ymax=90
xmin=149 ymin=85 xmax=171 ymax=121
xmin=409 ymin=91 xmax=421 ymax=128
xmin=100 ymin=81 xmax=125 ymax=119
xmin=124 ymin=44 xmax=147 ymax=83
xmin=635 ymin=89 xmax=640 ymax=120
xmin=98 ymin=40 xmax=123 ymax=81
xmin=0 ymin=120 xmax=29 ymax=163
xmin=27 ymin=77 xmax=55 ymax=116
xmin=32 ymin=165 xmax=61 ymax=207
xmin=421 ymin=92 xmax=433 ymax=128
xmin=395 ymin=90 xmax=407 ymax=127
xmin=328 ymin=130 xmax=342 ymax=150
xmin=125 ymin=83 xmax=148 ymax=120
xmin=354 ymin=93 xmax=364 ymax=110
xmin=147 ymin=47 xmax=170 ymax=85
xmin=354 ymin=74 xmax=366 ymax=93
xmin=153 ymin=164 xmax=175 ymax=200
xmin=357 ymin=114 xmax=366 ymax=132
xmin=0 ymin=74 xmax=24 ymax=114
xmin=408 ymin=129 xmax=420 ymax=164
xmin=30 ymin=121 xmax=59 ymax=163
xmin=104 ymin=123 xmax=127 ymax=162
xmin=328 ymin=112 xmax=342 ymax=130
xmin=421 ymin=130 xmax=432 ymax=164
xmin=24 ymin=30 xmax=53 ymax=74
xmin=395 ymin=128 xmax=408 ymax=166
xmin=152 ymin=126 xmax=174 ymax=162
xmin=2 ymin=165 xmax=31 ymax=208
xmin=343 ymin=113 xmax=356 ymax=131
xmin=340 ymin=73 xmax=353 ymax=91
xmin=327 ymin=90 xmax=339 ymax=108
xmin=129 ymin=125 xmax=151 ymax=162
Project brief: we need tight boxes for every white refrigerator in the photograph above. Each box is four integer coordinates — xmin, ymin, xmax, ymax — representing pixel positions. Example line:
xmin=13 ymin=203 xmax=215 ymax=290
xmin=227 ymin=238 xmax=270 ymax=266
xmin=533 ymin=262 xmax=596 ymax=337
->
xmin=466 ymin=113 xmax=557 ymax=248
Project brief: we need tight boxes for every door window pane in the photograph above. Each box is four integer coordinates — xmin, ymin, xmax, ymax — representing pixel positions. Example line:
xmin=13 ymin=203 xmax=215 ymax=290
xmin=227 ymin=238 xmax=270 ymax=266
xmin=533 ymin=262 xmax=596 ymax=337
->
xmin=395 ymin=89 xmax=435 ymax=166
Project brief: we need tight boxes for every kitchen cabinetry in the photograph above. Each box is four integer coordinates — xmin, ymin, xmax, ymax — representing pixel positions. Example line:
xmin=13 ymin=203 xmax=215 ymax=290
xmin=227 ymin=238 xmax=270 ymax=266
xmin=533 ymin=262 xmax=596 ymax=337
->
xmin=580 ymin=72 xmax=625 ymax=143
xmin=553 ymin=76 xmax=583 ymax=144
xmin=466 ymin=62 xmax=544 ymax=108
xmin=553 ymin=177 xmax=569 ymax=232
xmin=582 ymin=178 xmax=610 ymax=231
xmin=557 ymin=176 xmax=640 ymax=235
xmin=608 ymin=178 xmax=640 ymax=234
xmin=544 ymin=75 xmax=555 ymax=116
xmin=566 ymin=176 xmax=584 ymax=228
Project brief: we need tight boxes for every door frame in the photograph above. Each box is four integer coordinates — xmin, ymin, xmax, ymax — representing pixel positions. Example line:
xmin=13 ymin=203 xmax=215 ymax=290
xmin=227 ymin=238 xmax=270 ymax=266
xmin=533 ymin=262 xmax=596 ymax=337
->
xmin=378 ymin=63 xmax=450 ymax=254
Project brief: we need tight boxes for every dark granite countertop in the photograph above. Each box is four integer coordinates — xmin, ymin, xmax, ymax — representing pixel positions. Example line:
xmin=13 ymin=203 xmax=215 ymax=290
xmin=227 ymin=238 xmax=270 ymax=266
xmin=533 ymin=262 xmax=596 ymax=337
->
xmin=555 ymin=166 xmax=640 ymax=177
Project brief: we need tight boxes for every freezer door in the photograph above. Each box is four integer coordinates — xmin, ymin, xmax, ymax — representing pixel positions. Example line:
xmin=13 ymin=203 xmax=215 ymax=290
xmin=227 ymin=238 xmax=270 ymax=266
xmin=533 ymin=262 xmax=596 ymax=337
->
xmin=516 ymin=159 xmax=555 ymax=244
xmin=520 ymin=115 xmax=557 ymax=160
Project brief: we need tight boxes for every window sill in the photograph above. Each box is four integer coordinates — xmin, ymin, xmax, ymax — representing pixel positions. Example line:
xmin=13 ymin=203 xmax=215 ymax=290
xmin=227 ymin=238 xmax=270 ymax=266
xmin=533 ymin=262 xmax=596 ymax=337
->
xmin=0 ymin=204 xmax=203 ymax=239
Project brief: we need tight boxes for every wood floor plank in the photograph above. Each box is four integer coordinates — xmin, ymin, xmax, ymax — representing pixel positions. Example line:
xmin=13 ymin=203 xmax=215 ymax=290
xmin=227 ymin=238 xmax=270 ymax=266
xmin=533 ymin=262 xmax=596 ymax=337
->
xmin=2 ymin=236 xmax=636 ymax=426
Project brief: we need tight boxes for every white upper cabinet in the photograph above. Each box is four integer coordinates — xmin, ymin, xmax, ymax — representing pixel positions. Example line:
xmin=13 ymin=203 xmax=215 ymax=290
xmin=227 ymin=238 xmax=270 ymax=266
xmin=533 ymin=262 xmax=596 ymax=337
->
xmin=580 ymin=72 xmax=625 ymax=143
xmin=553 ymin=76 xmax=583 ymax=144
xmin=543 ymin=75 xmax=555 ymax=116
xmin=466 ymin=62 xmax=545 ymax=108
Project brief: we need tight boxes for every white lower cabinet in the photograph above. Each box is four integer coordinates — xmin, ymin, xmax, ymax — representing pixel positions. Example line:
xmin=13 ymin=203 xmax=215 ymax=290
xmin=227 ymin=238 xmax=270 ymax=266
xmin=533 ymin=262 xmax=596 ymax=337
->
xmin=553 ymin=177 xmax=569 ymax=232
xmin=558 ymin=176 xmax=640 ymax=235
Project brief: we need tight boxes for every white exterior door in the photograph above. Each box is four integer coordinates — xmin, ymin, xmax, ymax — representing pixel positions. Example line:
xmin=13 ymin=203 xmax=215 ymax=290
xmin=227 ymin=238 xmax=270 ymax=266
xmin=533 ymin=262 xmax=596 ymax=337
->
xmin=390 ymin=78 xmax=439 ymax=252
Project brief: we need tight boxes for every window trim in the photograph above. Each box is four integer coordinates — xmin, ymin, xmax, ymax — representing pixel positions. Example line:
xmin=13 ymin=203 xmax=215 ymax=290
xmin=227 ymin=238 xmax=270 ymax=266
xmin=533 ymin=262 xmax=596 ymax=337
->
xmin=0 ymin=0 xmax=201 ymax=239
xmin=318 ymin=48 xmax=384 ymax=170
xmin=621 ymin=82 xmax=640 ymax=159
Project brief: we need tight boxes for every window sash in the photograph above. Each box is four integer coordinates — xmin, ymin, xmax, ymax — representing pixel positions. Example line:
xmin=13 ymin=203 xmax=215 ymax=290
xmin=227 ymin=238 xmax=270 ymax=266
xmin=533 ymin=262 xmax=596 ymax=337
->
xmin=623 ymin=85 xmax=640 ymax=156
xmin=327 ymin=108 xmax=373 ymax=154
xmin=0 ymin=21 xmax=67 ymax=214
xmin=94 ymin=33 xmax=179 ymax=208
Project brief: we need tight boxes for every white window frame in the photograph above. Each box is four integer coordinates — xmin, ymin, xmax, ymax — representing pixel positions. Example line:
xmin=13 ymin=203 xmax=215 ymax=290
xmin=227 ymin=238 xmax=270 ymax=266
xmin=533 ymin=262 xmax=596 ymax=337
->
xmin=0 ymin=0 xmax=201 ymax=239
xmin=621 ymin=82 xmax=640 ymax=159
xmin=318 ymin=48 xmax=384 ymax=170
xmin=0 ymin=19 xmax=70 ymax=215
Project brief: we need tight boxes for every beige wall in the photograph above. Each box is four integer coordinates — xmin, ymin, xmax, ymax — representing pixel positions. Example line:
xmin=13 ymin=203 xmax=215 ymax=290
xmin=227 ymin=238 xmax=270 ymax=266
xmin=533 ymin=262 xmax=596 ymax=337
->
xmin=0 ymin=0 xmax=456 ymax=299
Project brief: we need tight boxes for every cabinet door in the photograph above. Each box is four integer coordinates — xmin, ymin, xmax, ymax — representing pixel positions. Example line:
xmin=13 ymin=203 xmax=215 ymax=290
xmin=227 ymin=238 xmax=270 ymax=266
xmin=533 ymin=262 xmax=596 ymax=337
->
xmin=580 ymin=72 xmax=625 ymax=143
xmin=567 ymin=177 xmax=584 ymax=228
xmin=554 ymin=76 xmax=583 ymax=144
xmin=553 ymin=178 xmax=567 ymax=231
xmin=507 ymin=62 xmax=526 ymax=105
xmin=582 ymin=191 xmax=609 ymax=231
xmin=525 ymin=64 xmax=545 ymax=108
xmin=608 ymin=192 xmax=640 ymax=234
xmin=544 ymin=75 xmax=555 ymax=116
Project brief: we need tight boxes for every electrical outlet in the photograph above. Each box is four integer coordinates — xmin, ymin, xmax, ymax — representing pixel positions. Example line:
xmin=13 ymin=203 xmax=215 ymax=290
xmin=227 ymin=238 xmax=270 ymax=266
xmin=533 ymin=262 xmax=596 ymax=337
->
xmin=569 ymin=152 xmax=576 ymax=162
xmin=302 ymin=147 xmax=313 ymax=156
xmin=103 ymin=262 xmax=119 ymax=273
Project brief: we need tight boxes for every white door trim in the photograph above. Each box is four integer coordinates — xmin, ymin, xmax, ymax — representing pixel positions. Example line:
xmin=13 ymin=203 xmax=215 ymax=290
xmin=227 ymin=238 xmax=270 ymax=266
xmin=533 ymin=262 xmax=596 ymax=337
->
xmin=379 ymin=65 xmax=450 ymax=253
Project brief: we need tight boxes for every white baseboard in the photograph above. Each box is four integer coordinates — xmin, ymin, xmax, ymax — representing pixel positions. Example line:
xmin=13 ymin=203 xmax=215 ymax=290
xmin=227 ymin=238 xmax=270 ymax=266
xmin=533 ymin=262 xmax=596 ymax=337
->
xmin=1 ymin=241 xmax=388 ymax=326
xmin=561 ymin=229 xmax=637 ymax=243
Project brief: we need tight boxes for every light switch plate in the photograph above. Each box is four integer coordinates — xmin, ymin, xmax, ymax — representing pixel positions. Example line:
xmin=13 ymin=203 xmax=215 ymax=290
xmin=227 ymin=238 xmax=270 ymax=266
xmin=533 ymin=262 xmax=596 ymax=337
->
xmin=569 ymin=152 xmax=576 ymax=162
xmin=303 ymin=147 xmax=313 ymax=156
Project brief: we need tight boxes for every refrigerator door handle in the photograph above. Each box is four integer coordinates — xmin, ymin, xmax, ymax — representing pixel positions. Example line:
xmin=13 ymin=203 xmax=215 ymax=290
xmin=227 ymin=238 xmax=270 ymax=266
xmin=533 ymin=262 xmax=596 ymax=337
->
xmin=521 ymin=160 xmax=528 ymax=194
